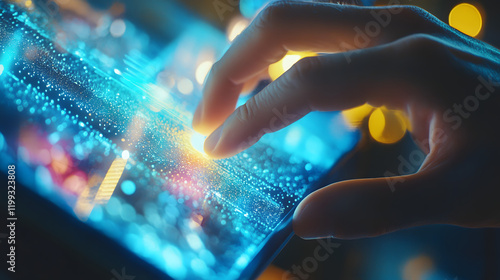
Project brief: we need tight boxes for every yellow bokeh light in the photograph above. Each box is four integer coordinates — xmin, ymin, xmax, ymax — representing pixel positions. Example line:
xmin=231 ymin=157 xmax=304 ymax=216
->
xmin=449 ymin=3 xmax=483 ymax=37
xmin=368 ymin=107 xmax=407 ymax=144
xmin=268 ymin=51 xmax=317 ymax=81
xmin=93 ymin=157 xmax=127 ymax=204
xmin=74 ymin=157 xmax=127 ymax=220
xmin=257 ymin=265 xmax=286 ymax=280
xmin=342 ymin=103 xmax=374 ymax=128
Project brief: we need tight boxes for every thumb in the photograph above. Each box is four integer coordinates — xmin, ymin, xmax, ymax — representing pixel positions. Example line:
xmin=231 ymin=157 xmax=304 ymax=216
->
xmin=293 ymin=170 xmax=451 ymax=239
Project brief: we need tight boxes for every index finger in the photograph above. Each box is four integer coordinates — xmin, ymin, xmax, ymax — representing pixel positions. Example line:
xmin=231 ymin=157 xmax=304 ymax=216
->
xmin=192 ymin=2 xmax=442 ymax=134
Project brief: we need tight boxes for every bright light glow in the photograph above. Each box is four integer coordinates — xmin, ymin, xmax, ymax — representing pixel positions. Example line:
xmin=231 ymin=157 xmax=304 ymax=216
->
xmin=449 ymin=3 xmax=482 ymax=37
xmin=110 ymin=19 xmax=126 ymax=38
xmin=0 ymin=31 xmax=22 ymax=76
xmin=149 ymin=84 xmax=170 ymax=103
xmin=177 ymin=78 xmax=193 ymax=95
xmin=368 ymin=107 xmax=407 ymax=144
xmin=114 ymin=68 xmax=122 ymax=75
xmin=190 ymin=132 xmax=206 ymax=155
xmin=121 ymin=150 xmax=130 ymax=159
xmin=195 ymin=61 xmax=213 ymax=85
xmin=235 ymin=254 xmax=250 ymax=268
xmin=25 ymin=0 xmax=33 ymax=7
xmin=0 ymin=64 xmax=4 ymax=76
xmin=227 ymin=17 xmax=250 ymax=42
xmin=284 ymin=127 xmax=302 ymax=149
xmin=121 ymin=180 xmax=136 ymax=195
xmin=186 ymin=233 xmax=203 ymax=251
xmin=281 ymin=55 xmax=302 ymax=73
xmin=163 ymin=245 xmax=187 ymax=278
xmin=268 ymin=51 xmax=317 ymax=81
xmin=342 ymin=103 xmax=374 ymax=128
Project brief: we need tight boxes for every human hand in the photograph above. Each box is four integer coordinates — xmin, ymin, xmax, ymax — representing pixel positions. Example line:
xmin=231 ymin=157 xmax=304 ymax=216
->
xmin=192 ymin=1 xmax=500 ymax=239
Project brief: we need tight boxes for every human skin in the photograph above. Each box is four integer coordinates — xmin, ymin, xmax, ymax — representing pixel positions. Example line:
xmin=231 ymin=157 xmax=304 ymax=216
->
xmin=192 ymin=1 xmax=500 ymax=239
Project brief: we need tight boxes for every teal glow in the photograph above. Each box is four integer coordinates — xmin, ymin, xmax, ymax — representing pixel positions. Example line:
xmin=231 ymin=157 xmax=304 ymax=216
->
xmin=162 ymin=245 xmax=187 ymax=279
xmin=239 ymin=0 xmax=271 ymax=18
xmin=0 ymin=131 xmax=5 ymax=151
xmin=0 ymin=31 xmax=22 ymax=74
xmin=121 ymin=180 xmax=136 ymax=195
xmin=89 ymin=205 xmax=104 ymax=222
xmin=235 ymin=254 xmax=250 ymax=268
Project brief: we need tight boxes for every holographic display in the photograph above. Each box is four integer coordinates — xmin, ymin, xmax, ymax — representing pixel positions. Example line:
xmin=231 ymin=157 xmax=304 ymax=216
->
xmin=0 ymin=1 xmax=359 ymax=279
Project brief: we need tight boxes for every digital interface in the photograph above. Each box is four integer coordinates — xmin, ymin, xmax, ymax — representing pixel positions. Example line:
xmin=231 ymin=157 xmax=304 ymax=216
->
xmin=0 ymin=1 xmax=359 ymax=279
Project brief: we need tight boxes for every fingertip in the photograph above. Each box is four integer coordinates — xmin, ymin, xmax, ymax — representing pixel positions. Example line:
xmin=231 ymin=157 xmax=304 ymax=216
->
xmin=293 ymin=198 xmax=318 ymax=239
xmin=293 ymin=190 xmax=333 ymax=239
xmin=203 ymin=122 xmax=257 ymax=159
xmin=293 ymin=179 xmax=399 ymax=239
xmin=193 ymin=124 xmax=211 ymax=136
xmin=192 ymin=115 xmax=218 ymax=136
xmin=192 ymin=101 xmax=235 ymax=136
xmin=203 ymin=125 xmax=240 ymax=159
xmin=192 ymin=104 xmax=208 ymax=135
xmin=204 ymin=125 xmax=223 ymax=157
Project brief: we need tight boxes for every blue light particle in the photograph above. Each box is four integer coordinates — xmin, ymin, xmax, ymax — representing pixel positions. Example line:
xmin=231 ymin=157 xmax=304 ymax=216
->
xmin=121 ymin=180 xmax=136 ymax=195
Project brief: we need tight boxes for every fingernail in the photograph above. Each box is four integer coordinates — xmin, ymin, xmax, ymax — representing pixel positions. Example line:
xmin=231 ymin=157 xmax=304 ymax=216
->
xmin=204 ymin=125 xmax=223 ymax=154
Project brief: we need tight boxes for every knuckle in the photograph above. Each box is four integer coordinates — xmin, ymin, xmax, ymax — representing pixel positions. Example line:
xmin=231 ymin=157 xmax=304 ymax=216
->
xmin=399 ymin=5 xmax=429 ymax=22
xmin=234 ymin=101 xmax=257 ymax=124
xmin=285 ymin=56 xmax=331 ymax=110
xmin=395 ymin=33 xmax=460 ymax=101
xmin=287 ymin=56 xmax=323 ymax=84
xmin=406 ymin=34 xmax=451 ymax=62
xmin=396 ymin=5 xmax=444 ymax=34
xmin=253 ymin=0 xmax=293 ymax=30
